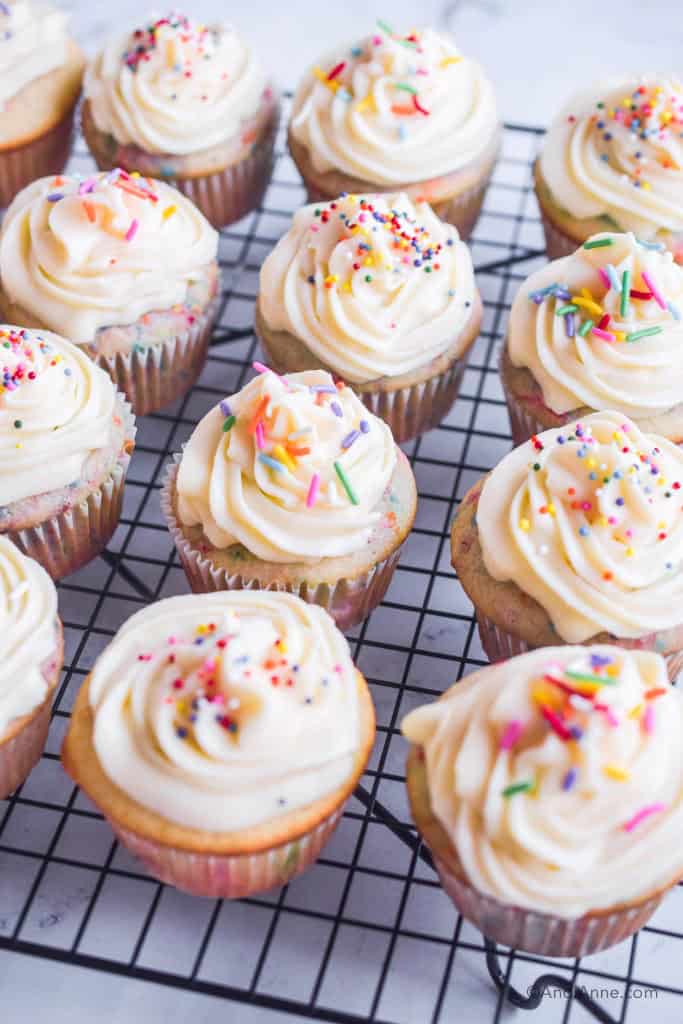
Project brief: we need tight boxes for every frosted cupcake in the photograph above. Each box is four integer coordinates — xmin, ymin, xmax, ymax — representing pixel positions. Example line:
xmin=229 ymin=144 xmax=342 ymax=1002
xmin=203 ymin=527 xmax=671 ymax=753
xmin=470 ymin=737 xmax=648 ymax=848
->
xmin=403 ymin=645 xmax=683 ymax=956
xmin=451 ymin=411 xmax=683 ymax=679
xmin=0 ymin=326 xmax=135 ymax=579
xmin=536 ymin=74 xmax=683 ymax=261
xmin=0 ymin=171 xmax=219 ymax=415
xmin=62 ymin=591 xmax=375 ymax=898
xmin=289 ymin=23 xmax=500 ymax=238
xmin=502 ymin=232 xmax=683 ymax=445
xmin=0 ymin=536 xmax=63 ymax=797
xmin=162 ymin=367 xmax=417 ymax=630
xmin=0 ymin=0 xmax=84 ymax=207
xmin=82 ymin=12 xmax=279 ymax=228
xmin=256 ymin=192 xmax=482 ymax=442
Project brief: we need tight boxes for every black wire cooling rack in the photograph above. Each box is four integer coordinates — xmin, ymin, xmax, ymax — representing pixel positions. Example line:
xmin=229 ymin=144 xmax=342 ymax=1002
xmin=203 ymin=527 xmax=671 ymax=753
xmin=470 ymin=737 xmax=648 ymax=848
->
xmin=1 ymin=104 xmax=682 ymax=1024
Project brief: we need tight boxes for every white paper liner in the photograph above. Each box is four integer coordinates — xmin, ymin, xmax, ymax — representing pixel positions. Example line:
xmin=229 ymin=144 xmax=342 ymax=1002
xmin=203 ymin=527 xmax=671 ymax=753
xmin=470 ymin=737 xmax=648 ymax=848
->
xmin=110 ymin=809 xmax=343 ymax=899
xmin=5 ymin=396 xmax=136 ymax=581
xmin=0 ymin=107 xmax=76 ymax=208
xmin=161 ymin=461 xmax=403 ymax=631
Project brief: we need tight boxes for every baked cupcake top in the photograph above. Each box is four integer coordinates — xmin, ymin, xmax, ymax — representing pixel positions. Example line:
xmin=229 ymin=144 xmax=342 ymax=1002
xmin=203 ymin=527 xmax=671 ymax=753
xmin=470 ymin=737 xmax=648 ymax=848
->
xmin=0 ymin=170 xmax=217 ymax=344
xmin=0 ymin=0 xmax=69 ymax=109
xmin=0 ymin=325 xmax=124 ymax=507
xmin=290 ymin=23 xmax=498 ymax=185
xmin=476 ymin=411 xmax=683 ymax=642
xmin=402 ymin=645 xmax=683 ymax=917
xmin=509 ymin=232 xmax=683 ymax=425
xmin=0 ymin=534 xmax=59 ymax=737
xmin=87 ymin=591 xmax=361 ymax=830
xmin=84 ymin=12 xmax=269 ymax=156
xmin=259 ymin=192 xmax=477 ymax=382
xmin=540 ymin=74 xmax=683 ymax=241
xmin=176 ymin=367 xmax=396 ymax=563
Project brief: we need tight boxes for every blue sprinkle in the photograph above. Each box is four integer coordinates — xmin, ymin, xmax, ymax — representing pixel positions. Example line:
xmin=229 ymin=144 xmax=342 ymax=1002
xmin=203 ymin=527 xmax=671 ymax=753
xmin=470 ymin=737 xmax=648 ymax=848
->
xmin=562 ymin=767 xmax=578 ymax=791
xmin=579 ymin=526 xmax=590 ymax=537
xmin=359 ymin=419 xmax=370 ymax=433
xmin=258 ymin=453 xmax=285 ymax=473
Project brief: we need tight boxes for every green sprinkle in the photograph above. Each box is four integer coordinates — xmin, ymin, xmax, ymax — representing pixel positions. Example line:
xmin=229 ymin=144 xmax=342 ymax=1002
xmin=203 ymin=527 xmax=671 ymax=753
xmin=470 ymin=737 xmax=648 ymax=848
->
xmin=533 ymin=462 xmax=541 ymax=471
xmin=565 ymin=670 xmax=617 ymax=686
xmin=578 ymin=319 xmax=594 ymax=337
xmin=555 ymin=303 xmax=579 ymax=316
xmin=583 ymin=237 xmax=612 ymax=249
xmin=395 ymin=82 xmax=417 ymax=94
xmin=365 ymin=275 xmax=372 ymax=283
xmin=502 ymin=780 xmax=535 ymax=798
xmin=222 ymin=415 xmax=236 ymax=432
xmin=376 ymin=18 xmax=394 ymax=35
xmin=334 ymin=461 xmax=359 ymax=505
xmin=626 ymin=326 xmax=663 ymax=343
xmin=13 ymin=420 xmax=22 ymax=429
xmin=621 ymin=270 xmax=630 ymax=318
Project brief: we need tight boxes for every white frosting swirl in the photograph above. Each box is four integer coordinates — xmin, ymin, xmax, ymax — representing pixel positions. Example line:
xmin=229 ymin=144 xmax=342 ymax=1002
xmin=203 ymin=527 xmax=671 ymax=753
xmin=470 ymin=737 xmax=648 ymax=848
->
xmin=0 ymin=326 xmax=120 ymax=506
xmin=477 ymin=412 xmax=683 ymax=641
xmin=177 ymin=369 xmax=396 ymax=562
xmin=402 ymin=645 xmax=683 ymax=917
xmin=0 ymin=0 xmax=68 ymax=109
xmin=0 ymin=535 xmax=59 ymax=736
xmin=509 ymin=232 xmax=683 ymax=421
xmin=0 ymin=171 xmax=217 ymax=344
xmin=88 ymin=591 xmax=360 ymax=830
xmin=290 ymin=25 xmax=498 ymax=185
xmin=259 ymin=192 xmax=477 ymax=382
xmin=540 ymin=74 xmax=683 ymax=240
xmin=85 ymin=12 xmax=268 ymax=156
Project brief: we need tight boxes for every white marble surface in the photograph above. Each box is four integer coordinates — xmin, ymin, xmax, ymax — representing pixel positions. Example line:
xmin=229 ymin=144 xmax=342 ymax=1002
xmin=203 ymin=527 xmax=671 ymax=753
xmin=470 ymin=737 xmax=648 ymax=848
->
xmin=3 ymin=3 xmax=683 ymax=1023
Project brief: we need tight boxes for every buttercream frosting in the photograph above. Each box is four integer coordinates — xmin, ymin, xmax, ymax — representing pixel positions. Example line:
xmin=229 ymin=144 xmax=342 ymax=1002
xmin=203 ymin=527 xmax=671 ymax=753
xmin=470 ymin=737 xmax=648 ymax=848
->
xmin=84 ymin=12 xmax=268 ymax=156
xmin=476 ymin=411 xmax=683 ymax=642
xmin=88 ymin=591 xmax=361 ymax=830
xmin=540 ymin=74 xmax=683 ymax=240
xmin=290 ymin=24 xmax=498 ymax=186
xmin=259 ymin=192 xmax=477 ymax=383
xmin=0 ymin=0 xmax=69 ymax=110
xmin=509 ymin=232 xmax=683 ymax=422
xmin=176 ymin=368 xmax=396 ymax=562
xmin=0 ymin=170 xmax=217 ymax=344
xmin=0 ymin=325 xmax=121 ymax=506
xmin=402 ymin=645 xmax=683 ymax=917
xmin=0 ymin=535 xmax=59 ymax=736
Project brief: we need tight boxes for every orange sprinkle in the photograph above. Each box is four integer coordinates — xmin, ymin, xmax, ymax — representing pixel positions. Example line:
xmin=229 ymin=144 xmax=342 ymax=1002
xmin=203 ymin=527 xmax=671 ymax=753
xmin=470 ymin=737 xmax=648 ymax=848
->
xmin=82 ymin=201 xmax=96 ymax=223
xmin=391 ymin=104 xmax=414 ymax=115
xmin=286 ymin=445 xmax=311 ymax=456
xmin=248 ymin=395 xmax=269 ymax=433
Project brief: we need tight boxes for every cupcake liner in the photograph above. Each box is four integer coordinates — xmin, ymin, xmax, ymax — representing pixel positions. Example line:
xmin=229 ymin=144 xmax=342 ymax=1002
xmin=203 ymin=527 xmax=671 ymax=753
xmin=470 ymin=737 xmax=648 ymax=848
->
xmin=94 ymin=298 xmax=219 ymax=417
xmin=161 ymin=462 xmax=403 ymax=631
xmin=356 ymin=354 xmax=467 ymax=445
xmin=476 ymin=610 xmax=683 ymax=682
xmin=109 ymin=808 xmax=343 ymax=899
xmin=426 ymin=168 xmax=496 ymax=240
xmin=0 ymin=107 xmax=76 ymax=209
xmin=539 ymin=208 xmax=582 ymax=261
xmin=0 ymin=690 xmax=53 ymax=799
xmin=5 ymin=398 xmax=136 ymax=581
xmin=433 ymin=852 xmax=662 ymax=957
xmin=504 ymin=393 xmax=547 ymax=447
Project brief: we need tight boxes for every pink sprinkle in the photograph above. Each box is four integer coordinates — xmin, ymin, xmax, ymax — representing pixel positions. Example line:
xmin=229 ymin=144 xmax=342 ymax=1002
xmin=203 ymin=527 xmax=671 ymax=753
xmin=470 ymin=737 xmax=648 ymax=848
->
xmin=643 ymin=704 xmax=656 ymax=735
xmin=78 ymin=177 xmax=97 ymax=195
xmin=252 ymin=361 xmax=271 ymax=375
xmin=255 ymin=421 xmax=265 ymax=450
xmin=598 ymin=268 xmax=611 ymax=289
xmin=125 ymin=218 xmax=139 ymax=242
xmin=306 ymin=473 xmax=321 ymax=508
xmin=595 ymin=703 xmax=620 ymax=727
xmin=499 ymin=720 xmax=524 ymax=751
xmin=641 ymin=270 xmax=666 ymax=310
xmin=623 ymin=803 xmax=665 ymax=833
xmin=592 ymin=327 xmax=615 ymax=342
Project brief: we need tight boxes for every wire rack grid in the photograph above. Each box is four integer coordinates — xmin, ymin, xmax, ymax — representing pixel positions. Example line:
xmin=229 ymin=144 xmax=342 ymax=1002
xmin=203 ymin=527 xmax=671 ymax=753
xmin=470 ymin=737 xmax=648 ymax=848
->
xmin=1 ymin=102 xmax=683 ymax=1024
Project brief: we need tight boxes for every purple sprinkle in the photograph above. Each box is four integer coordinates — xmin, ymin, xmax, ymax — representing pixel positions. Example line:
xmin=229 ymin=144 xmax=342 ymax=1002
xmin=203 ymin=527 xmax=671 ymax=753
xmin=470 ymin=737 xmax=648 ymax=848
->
xmin=569 ymin=725 xmax=583 ymax=740
xmin=359 ymin=420 xmax=370 ymax=433
xmin=106 ymin=168 xmax=121 ymax=184
xmin=330 ymin=401 xmax=343 ymax=417
xmin=553 ymin=286 xmax=572 ymax=301
xmin=219 ymin=400 xmax=232 ymax=417
xmin=78 ymin=177 xmax=97 ymax=195
xmin=46 ymin=192 xmax=64 ymax=202
xmin=310 ymin=385 xmax=338 ymax=395
xmin=565 ymin=312 xmax=576 ymax=338
xmin=590 ymin=653 xmax=612 ymax=668
xmin=341 ymin=429 xmax=360 ymax=449
xmin=562 ymin=767 xmax=578 ymax=791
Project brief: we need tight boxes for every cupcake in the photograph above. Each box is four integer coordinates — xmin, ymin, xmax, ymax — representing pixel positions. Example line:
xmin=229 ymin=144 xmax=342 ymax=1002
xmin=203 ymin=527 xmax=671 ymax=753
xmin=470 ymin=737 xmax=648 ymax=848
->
xmin=0 ymin=325 xmax=135 ymax=579
xmin=502 ymin=232 xmax=683 ymax=446
xmin=0 ymin=170 xmax=219 ymax=416
xmin=162 ymin=366 xmax=417 ymax=630
xmin=62 ymin=591 xmax=375 ymax=898
xmin=451 ymin=411 xmax=683 ymax=679
xmin=82 ymin=12 xmax=279 ymax=229
xmin=402 ymin=645 xmax=683 ymax=956
xmin=256 ymin=191 xmax=482 ymax=442
xmin=0 ymin=0 xmax=84 ymax=208
xmin=288 ymin=23 xmax=500 ymax=238
xmin=0 ymin=535 xmax=63 ymax=797
xmin=535 ymin=74 xmax=683 ymax=262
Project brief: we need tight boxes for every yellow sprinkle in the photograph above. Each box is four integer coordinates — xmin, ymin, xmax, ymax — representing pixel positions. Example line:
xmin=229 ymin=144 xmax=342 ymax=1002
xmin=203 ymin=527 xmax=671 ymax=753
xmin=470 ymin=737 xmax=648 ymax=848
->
xmin=131 ymin=171 xmax=141 ymax=178
xmin=598 ymin=516 xmax=608 ymax=527
xmin=196 ymin=624 xmax=207 ymax=635
xmin=342 ymin=280 xmax=352 ymax=292
xmin=176 ymin=701 xmax=187 ymax=714
xmin=532 ymin=682 xmax=563 ymax=709
xmin=15 ymin=443 xmax=21 ymax=449
xmin=604 ymin=763 xmax=630 ymax=782
xmin=162 ymin=204 xmax=177 ymax=221
xmin=567 ymin=739 xmax=584 ymax=765
xmin=324 ymin=274 xmax=338 ymax=286
xmin=571 ymin=295 xmax=604 ymax=317
xmin=273 ymin=444 xmax=297 ymax=472
xmin=629 ymin=703 xmax=644 ymax=719
xmin=547 ymin=503 xmax=556 ymax=517
xmin=614 ymin=331 xmax=626 ymax=342
xmin=355 ymin=93 xmax=376 ymax=114
xmin=519 ymin=517 xmax=530 ymax=531
xmin=440 ymin=56 xmax=462 ymax=67
xmin=586 ymin=457 xmax=596 ymax=468
xmin=606 ymin=664 xmax=619 ymax=677
xmin=626 ymin=546 xmax=634 ymax=557
xmin=642 ymin=181 xmax=651 ymax=191
xmin=364 ymin=257 xmax=373 ymax=267
xmin=613 ymin=431 xmax=623 ymax=442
